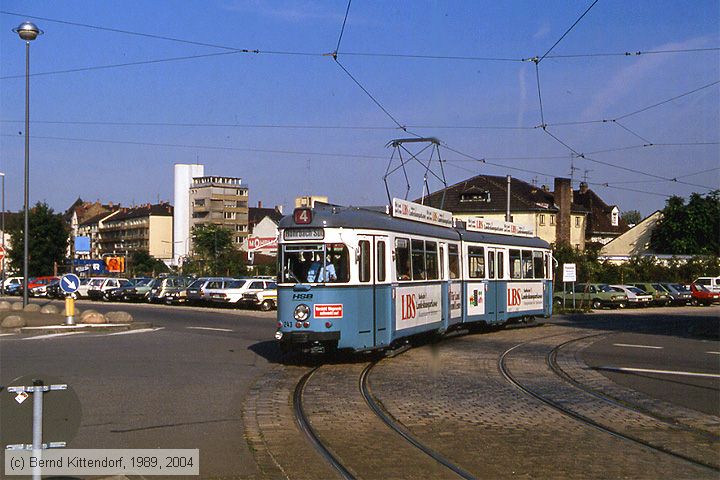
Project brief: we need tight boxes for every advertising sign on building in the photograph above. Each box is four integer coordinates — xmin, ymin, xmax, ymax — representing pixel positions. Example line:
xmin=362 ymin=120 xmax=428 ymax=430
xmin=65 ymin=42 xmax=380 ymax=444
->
xmin=73 ymin=259 xmax=108 ymax=274
xmin=464 ymin=217 xmax=534 ymax=237
xmin=392 ymin=198 xmax=453 ymax=228
xmin=395 ymin=284 xmax=442 ymax=330
xmin=74 ymin=236 xmax=91 ymax=255
xmin=507 ymin=282 xmax=545 ymax=312
xmin=105 ymin=256 xmax=125 ymax=273
xmin=247 ymin=236 xmax=278 ymax=253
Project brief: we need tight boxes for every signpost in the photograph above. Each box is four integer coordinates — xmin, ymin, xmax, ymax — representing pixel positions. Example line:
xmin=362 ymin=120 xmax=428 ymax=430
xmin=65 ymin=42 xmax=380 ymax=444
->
xmin=562 ymin=264 xmax=577 ymax=309
xmin=60 ymin=274 xmax=79 ymax=325
xmin=0 ymin=245 xmax=5 ymax=295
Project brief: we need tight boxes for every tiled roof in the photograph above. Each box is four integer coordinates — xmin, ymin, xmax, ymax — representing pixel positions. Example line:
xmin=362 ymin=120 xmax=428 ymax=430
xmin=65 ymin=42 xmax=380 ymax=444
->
xmin=420 ymin=174 xmax=587 ymax=214
xmin=107 ymin=203 xmax=173 ymax=222
xmin=574 ymin=187 xmax=629 ymax=235
xmin=248 ymin=207 xmax=283 ymax=227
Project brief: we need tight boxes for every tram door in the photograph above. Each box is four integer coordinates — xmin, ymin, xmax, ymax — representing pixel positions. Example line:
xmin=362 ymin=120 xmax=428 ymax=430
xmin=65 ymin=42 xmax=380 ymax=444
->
xmin=356 ymin=235 xmax=391 ymax=349
xmin=486 ymin=248 xmax=499 ymax=321
xmin=373 ymin=236 xmax=391 ymax=348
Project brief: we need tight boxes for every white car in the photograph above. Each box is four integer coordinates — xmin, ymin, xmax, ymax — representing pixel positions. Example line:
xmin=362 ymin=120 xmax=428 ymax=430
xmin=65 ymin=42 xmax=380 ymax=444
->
xmin=86 ymin=277 xmax=130 ymax=300
xmin=204 ymin=279 xmax=275 ymax=306
xmin=610 ymin=285 xmax=653 ymax=307
xmin=77 ymin=277 xmax=106 ymax=299
xmin=693 ymin=277 xmax=720 ymax=293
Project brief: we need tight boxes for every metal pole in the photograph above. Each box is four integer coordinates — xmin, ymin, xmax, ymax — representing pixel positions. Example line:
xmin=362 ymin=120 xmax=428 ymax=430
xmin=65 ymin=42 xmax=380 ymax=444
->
xmin=23 ymin=41 xmax=30 ymax=307
xmin=505 ymin=175 xmax=511 ymax=222
xmin=32 ymin=379 xmax=43 ymax=480
xmin=1 ymin=173 xmax=5 ymax=295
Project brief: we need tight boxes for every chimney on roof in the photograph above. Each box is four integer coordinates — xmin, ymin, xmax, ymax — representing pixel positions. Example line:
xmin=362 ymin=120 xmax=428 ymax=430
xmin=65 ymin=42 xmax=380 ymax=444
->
xmin=108 ymin=201 xmax=113 ymax=208
xmin=554 ymin=177 xmax=572 ymax=246
xmin=541 ymin=184 xmax=549 ymax=192
xmin=579 ymin=181 xmax=589 ymax=194
xmin=275 ymin=205 xmax=283 ymax=214
xmin=258 ymin=200 xmax=262 ymax=208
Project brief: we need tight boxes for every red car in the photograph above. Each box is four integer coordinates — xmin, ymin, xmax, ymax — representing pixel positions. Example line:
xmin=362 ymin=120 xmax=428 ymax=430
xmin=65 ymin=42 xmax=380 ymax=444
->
xmin=26 ymin=276 xmax=60 ymax=297
xmin=690 ymin=283 xmax=720 ymax=306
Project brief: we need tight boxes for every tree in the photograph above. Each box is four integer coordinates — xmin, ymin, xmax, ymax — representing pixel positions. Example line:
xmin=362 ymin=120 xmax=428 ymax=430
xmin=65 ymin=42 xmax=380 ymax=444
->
xmin=190 ymin=224 xmax=247 ymax=276
xmin=621 ymin=209 xmax=642 ymax=226
xmin=650 ymin=191 xmax=720 ymax=255
xmin=6 ymin=202 xmax=69 ymax=276
xmin=128 ymin=250 xmax=169 ymax=277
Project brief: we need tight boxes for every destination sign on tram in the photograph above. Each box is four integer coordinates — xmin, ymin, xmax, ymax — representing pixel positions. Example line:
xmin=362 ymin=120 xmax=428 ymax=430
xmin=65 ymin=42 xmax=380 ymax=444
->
xmin=283 ymin=228 xmax=324 ymax=240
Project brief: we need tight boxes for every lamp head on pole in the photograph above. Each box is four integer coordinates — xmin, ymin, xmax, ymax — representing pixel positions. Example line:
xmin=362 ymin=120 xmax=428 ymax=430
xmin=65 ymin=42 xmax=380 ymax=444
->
xmin=13 ymin=21 xmax=43 ymax=41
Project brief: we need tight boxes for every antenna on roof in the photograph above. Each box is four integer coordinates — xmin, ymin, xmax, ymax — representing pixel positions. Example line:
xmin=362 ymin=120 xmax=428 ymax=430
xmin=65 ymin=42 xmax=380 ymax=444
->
xmin=383 ymin=137 xmax=448 ymax=209
xmin=569 ymin=154 xmax=580 ymax=188
xmin=583 ymin=169 xmax=592 ymax=183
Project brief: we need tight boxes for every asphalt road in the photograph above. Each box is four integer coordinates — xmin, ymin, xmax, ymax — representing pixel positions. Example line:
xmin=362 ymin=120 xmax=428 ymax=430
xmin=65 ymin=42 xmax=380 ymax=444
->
xmin=0 ymin=298 xmax=279 ymax=478
xmin=1 ymin=298 xmax=717 ymax=478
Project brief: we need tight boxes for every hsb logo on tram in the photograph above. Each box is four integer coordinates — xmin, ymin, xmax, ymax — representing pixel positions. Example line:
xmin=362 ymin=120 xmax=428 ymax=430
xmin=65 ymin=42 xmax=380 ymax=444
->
xmin=507 ymin=288 xmax=523 ymax=307
xmin=400 ymin=294 xmax=417 ymax=320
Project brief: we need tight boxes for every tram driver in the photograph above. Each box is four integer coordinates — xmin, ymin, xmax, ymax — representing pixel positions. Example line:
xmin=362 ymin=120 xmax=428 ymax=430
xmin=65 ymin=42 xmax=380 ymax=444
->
xmin=307 ymin=254 xmax=337 ymax=283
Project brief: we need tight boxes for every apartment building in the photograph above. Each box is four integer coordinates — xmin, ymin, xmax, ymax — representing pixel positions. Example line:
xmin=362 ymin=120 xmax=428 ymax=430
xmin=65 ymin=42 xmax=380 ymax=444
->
xmin=190 ymin=176 xmax=249 ymax=249
xmin=96 ymin=203 xmax=174 ymax=259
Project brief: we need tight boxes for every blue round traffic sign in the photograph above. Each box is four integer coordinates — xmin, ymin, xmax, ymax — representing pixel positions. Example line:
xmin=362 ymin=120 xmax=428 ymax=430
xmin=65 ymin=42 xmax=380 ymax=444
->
xmin=60 ymin=274 xmax=81 ymax=293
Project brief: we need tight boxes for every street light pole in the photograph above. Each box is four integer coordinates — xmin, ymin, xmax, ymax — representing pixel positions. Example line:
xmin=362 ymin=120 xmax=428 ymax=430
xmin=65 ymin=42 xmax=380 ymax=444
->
xmin=0 ymin=172 xmax=5 ymax=295
xmin=13 ymin=21 xmax=42 ymax=307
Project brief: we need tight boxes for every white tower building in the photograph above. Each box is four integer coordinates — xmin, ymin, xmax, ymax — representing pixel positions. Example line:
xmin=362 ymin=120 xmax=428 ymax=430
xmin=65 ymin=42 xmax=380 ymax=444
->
xmin=173 ymin=163 xmax=204 ymax=264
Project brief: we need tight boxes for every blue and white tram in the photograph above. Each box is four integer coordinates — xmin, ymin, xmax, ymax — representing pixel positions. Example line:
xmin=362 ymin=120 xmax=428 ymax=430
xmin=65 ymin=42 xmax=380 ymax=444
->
xmin=275 ymin=201 xmax=553 ymax=353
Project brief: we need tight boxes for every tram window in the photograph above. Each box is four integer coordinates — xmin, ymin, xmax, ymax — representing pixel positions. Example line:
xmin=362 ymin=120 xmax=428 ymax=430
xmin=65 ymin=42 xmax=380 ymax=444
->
xmin=545 ymin=253 xmax=551 ymax=279
xmin=439 ymin=246 xmax=445 ymax=280
xmin=488 ymin=251 xmax=495 ymax=279
xmin=533 ymin=251 xmax=544 ymax=279
xmin=448 ymin=244 xmax=460 ymax=279
xmin=359 ymin=240 xmax=371 ymax=283
xmin=509 ymin=249 xmax=521 ymax=279
xmin=281 ymin=243 xmax=350 ymax=284
xmin=377 ymin=241 xmax=386 ymax=282
xmin=522 ymin=250 xmax=534 ymax=279
xmin=468 ymin=246 xmax=485 ymax=278
xmin=411 ymin=239 xmax=426 ymax=280
xmin=498 ymin=251 xmax=505 ymax=279
xmin=425 ymin=241 xmax=438 ymax=280
xmin=395 ymin=238 xmax=411 ymax=281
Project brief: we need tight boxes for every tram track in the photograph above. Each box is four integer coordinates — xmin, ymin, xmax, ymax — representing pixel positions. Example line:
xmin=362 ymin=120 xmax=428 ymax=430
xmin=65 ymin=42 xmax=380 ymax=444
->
xmin=498 ymin=334 xmax=720 ymax=473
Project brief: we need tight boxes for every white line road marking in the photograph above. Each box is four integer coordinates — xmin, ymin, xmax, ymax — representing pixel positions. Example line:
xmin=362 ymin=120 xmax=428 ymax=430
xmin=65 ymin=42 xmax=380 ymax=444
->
xmin=596 ymin=366 xmax=720 ymax=379
xmin=706 ymin=351 xmax=720 ymax=355
xmin=22 ymin=332 xmax=86 ymax=340
xmin=612 ymin=343 xmax=663 ymax=350
xmin=0 ymin=333 xmax=16 ymax=337
xmin=106 ymin=327 xmax=164 ymax=336
xmin=187 ymin=327 xmax=234 ymax=332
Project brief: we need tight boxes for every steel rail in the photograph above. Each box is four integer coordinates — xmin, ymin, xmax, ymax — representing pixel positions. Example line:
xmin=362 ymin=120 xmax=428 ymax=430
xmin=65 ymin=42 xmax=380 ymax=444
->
xmin=547 ymin=335 xmax=720 ymax=444
xmin=293 ymin=367 xmax=356 ymax=480
xmin=499 ymin=338 xmax=720 ymax=473
xmin=359 ymin=361 xmax=477 ymax=480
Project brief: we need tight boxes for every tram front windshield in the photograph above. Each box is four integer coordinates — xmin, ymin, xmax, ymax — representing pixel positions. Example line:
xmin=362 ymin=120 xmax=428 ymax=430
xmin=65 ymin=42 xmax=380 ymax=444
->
xmin=280 ymin=243 xmax=350 ymax=284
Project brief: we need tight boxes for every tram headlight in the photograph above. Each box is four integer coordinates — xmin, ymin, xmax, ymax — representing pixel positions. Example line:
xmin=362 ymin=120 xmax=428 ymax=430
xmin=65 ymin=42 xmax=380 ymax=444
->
xmin=294 ymin=304 xmax=310 ymax=321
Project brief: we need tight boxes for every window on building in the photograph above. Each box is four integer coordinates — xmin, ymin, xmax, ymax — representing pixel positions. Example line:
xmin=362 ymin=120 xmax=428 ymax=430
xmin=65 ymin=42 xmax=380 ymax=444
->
xmin=575 ymin=216 xmax=581 ymax=227
xmin=468 ymin=246 xmax=485 ymax=278
xmin=550 ymin=214 xmax=556 ymax=226
xmin=460 ymin=191 xmax=491 ymax=202
xmin=611 ymin=208 xmax=619 ymax=227
xmin=539 ymin=214 xmax=545 ymax=226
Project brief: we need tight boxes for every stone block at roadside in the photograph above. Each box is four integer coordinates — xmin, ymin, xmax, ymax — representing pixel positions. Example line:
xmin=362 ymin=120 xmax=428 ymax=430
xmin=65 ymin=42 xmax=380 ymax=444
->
xmin=105 ymin=311 xmax=134 ymax=324
xmin=2 ymin=315 xmax=26 ymax=328
xmin=41 ymin=304 xmax=59 ymax=314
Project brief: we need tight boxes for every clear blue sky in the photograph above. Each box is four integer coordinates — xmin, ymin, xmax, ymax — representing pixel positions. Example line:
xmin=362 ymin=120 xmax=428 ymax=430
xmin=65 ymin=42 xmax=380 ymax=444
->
xmin=1 ymin=1 xmax=718 ymax=218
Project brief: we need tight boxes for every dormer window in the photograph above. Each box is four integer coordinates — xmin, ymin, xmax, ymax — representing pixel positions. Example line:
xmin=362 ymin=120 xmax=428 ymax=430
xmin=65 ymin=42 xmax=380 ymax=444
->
xmin=460 ymin=190 xmax=491 ymax=203
xmin=611 ymin=207 xmax=619 ymax=227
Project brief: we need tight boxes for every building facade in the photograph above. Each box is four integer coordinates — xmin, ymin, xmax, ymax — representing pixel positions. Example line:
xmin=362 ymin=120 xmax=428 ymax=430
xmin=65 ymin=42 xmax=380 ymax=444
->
xmin=173 ymin=163 xmax=205 ymax=264
xmin=96 ymin=203 xmax=174 ymax=260
xmin=190 ymin=176 xmax=249 ymax=250
xmin=422 ymin=175 xmax=592 ymax=249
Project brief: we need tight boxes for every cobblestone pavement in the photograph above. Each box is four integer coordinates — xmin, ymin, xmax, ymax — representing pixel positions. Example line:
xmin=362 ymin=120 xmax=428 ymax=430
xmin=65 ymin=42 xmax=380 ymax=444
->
xmin=245 ymin=323 xmax=719 ymax=480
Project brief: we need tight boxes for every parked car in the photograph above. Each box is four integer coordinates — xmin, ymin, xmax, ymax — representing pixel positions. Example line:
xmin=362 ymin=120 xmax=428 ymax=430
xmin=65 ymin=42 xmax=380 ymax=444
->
xmin=241 ymin=284 xmax=277 ymax=311
xmin=46 ymin=279 xmax=66 ymax=299
xmin=690 ymin=283 xmax=720 ymax=306
xmin=148 ymin=276 xmax=193 ymax=304
xmin=693 ymin=277 xmax=720 ymax=293
xmin=553 ymin=283 xmax=628 ymax=309
xmin=105 ymin=277 xmax=152 ymax=302
xmin=184 ymin=277 xmax=211 ymax=305
xmin=27 ymin=276 xmax=60 ymax=297
xmin=120 ymin=277 xmax=157 ymax=302
xmin=76 ymin=277 xmax=102 ymax=299
xmin=660 ymin=283 xmax=693 ymax=306
xmin=629 ymin=283 xmax=672 ymax=306
xmin=3 ymin=277 xmax=24 ymax=295
xmin=205 ymin=278 xmax=275 ymax=306
xmin=87 ymin=277 xmax=132 ymax=301
xmin=609 ymin=285 xmax=652 ymax=307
